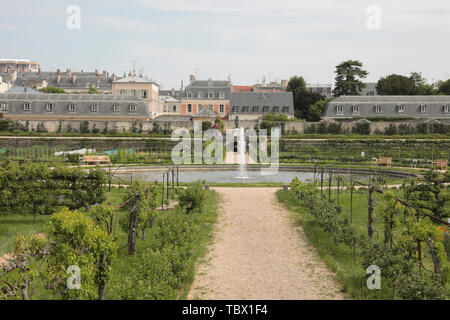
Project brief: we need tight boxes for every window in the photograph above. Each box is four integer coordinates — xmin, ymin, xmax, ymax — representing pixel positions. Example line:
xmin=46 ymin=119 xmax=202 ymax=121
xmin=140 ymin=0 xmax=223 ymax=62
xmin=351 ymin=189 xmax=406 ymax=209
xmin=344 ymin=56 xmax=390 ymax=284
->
xmin=263 ymin=106 xmax=269 ymax=113
xmin=352 ymin=105 xmax=359 ymax=114
xmin=141 ymin=90 xmax=148 ymax=99
xmin=243 ymin=106 xmax=249 ymax=113
xmin=253 ymin=106 xmax=259 ymax=113
xmin=119 ymin=89 xmax=127 ymax=95
xmin=187 ymin=104 xmax=192 ymax=113
xmin=46 ymin=103 xmax=54 ymax=111
xmin=187 ymin=92 xmax=193 ymax=98
xmin=336 ymin=105 xmax=343 ymax=115
xmin=24 ymin=103 xmax=31 ymax=111
xmin=219 ymin=92 xmax=225 ymax=99
xmin=444 ymin=105 xmax=450 ymax=114
xmin=173 ymin=105 xmax=177 ymax=112
xmin=273 ymin=106 xmax=279 ymax=113
xmin=220 ymin=105 xmax=224 ymax=113
xmin=91 ymin=104 xmax=98 ymax=112
xmin=68 ymin=103 xmax=76 ymax=112
xmin=283 ymin=106 xmax=289 ymax=113
xmin=198 ymin=104 xmax=203 ymax=111
xmin=208 ymin=104 xmax=213 ymax=111
xmin=197 ymin=92 xmax=203 ymax=99
xmin=233 ymin=106 xmax=239 ymax=113
xmin=113 ymin=104 xmax=120 ymax=112
xmin=420 ymin=105 xmax=428 ymax=113
xmin=397 ymin=105 xmax=405 ymax=113
xmin=129 ymin=90 xmax=136 ymax=96
xmin=129 ymin=104 xmax=136 ymax=112
xmin=375 ymin=105 xmax=382 ymax=114
xmin=208 ymin=92 xmax=214 ymax=99
xmin=0 ymin=103 xmax=7 ymax=111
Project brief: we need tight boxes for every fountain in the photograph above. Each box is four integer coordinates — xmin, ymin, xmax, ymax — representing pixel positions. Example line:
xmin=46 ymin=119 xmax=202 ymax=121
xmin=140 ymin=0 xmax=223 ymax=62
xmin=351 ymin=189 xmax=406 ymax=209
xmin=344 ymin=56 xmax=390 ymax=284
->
xmin=236 ymin=127 xmax=249 ymax=179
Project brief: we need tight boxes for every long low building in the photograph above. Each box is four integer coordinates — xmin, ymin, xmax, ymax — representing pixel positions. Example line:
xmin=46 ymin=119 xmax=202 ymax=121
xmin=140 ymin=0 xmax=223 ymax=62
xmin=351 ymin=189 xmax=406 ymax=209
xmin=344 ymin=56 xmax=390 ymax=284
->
xmin=323 ymin=96 xmax=450 ymax=120
xmin=0 ymin=93 xmax=150 ymax=120
xmin=229 ymin=92 xmax=294 ymax=120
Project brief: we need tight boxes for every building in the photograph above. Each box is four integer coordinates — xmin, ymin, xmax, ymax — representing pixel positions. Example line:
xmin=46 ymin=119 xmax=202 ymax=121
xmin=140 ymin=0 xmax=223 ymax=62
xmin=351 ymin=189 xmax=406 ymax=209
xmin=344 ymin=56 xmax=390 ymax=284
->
xmin=7 ymin=86 xmax=41 ymax=94
xmin=229 ymin=92 xmax=294 ymax=121
xmin=180 ymin=76 xmax=230 ymax=117
xmin=14 ymin=69 xmax=115 ymax=94
xmin=322 ymin=96 xmax=450 ymax=120
xmin=360 ymin=82 xmax=378 ymax=96
xmin=112 ymin=74 xmax=163 ymax=118
xmin=0 ymin=76 xmax=11 ymax=93
xmin=0 ymin=59 xmax=40 ymax=73
xmin=160 ymin=95 xmax=180 ymax=114
xmin=0 ymin=93 xmax=149 ymax=121
xmin=253 ymin=79 xmax=288 ymax=92
xmin=307 ymin=83 xmax=333 ymax=98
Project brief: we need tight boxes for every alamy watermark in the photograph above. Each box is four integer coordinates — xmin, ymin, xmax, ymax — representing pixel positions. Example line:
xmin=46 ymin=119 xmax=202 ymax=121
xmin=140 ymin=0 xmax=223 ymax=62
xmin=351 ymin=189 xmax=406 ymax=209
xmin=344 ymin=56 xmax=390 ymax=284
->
xmin=171 ymin=121 xmax=280 ymax=176
xmin=66 ymin=265 xmax=81 ymax=290
xmin=366 ymin=265 xmax=381 ymax=290
xmin=366 ymin=5 xmax=381 ymax=30
xmin=66 ymin=5 xmax=81 ymax=30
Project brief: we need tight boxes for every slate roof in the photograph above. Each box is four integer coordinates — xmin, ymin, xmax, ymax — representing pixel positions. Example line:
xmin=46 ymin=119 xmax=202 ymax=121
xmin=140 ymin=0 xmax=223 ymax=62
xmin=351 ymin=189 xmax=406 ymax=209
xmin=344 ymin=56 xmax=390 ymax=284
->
xmin=14 ymin=72 xmax=114 ymax=91
xmin=192 ymin=107 xmax=218 ymax=118
xmin=229 ymin=92 xmax=294 ymax=115
xmin=182 ymin=79 xmax=230 ymax=100
xmin=7 ymin=86 xmax=41 ymax=94
xmin=0 ymin=93 xmax=149 ymax=118
xmin=323 ymin=96 xmax=450 ymax=119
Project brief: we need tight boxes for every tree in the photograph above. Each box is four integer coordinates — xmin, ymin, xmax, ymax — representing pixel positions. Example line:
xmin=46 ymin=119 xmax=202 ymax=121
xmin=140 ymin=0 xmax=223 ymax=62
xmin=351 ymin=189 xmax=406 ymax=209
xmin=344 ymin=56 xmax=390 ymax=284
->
xmin=410 ymin=72 xmax=436 ymax=95
xmin=286 ymin=76 xmax=324 ymax=119
xmin=376 ymin=74 xmax=415 ymax=95
xmin=305 ymin=98 xmax=334 ymax=122
xmin=438 ymin=79 xmax=450 ymax=95
xmin=88 ymin=86 xmax=99 ymax=94
xmin=333 ymin=60 xmax=368 ymax=96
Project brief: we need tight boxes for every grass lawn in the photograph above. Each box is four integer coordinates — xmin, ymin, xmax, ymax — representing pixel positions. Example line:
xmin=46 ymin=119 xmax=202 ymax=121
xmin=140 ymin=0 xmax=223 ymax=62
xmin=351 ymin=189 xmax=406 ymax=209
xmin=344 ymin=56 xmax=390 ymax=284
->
xmin=277 ymin=187 xmax=450 ymax=299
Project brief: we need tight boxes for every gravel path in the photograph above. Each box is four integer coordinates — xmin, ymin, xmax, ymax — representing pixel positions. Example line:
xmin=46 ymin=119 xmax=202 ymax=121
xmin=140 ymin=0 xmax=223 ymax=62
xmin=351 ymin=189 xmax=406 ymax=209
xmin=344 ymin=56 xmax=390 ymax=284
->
xmin=187 ymin=187 xmax=345 ymax=300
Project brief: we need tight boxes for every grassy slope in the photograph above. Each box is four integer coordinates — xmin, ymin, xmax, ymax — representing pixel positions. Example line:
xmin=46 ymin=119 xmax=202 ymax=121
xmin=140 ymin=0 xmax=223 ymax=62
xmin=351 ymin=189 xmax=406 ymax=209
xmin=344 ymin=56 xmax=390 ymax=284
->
xmin=277 ymin=187 xmax=450 ymax=299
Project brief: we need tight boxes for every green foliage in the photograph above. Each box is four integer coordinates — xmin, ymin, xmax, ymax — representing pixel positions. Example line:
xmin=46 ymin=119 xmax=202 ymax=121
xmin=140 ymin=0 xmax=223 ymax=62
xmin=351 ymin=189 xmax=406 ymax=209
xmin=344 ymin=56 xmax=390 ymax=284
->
xmin=87 ymin=86 xmax=99 ymax=94
xmin=260 ymin=113 xmax=289 ymax=134
xmin=177 ymin=182 xmax=207 ymax=214
xmin=376 ymin=74 xmax=416 ymax=95
xmin=438 ymin=79 xmax=450 ymax=95
xmin=38 ymin=87 xmax=66 ymax=94
xmin=286 ymin=75 xmax=324 ymax=119
xmin=352 ymin=121 xmax=371 ymax=135
xmin=43 ymin=208 xmax=117 ymax=300
xmin=80 ymin=121 xmax=90 ymax=134
xmin=333 ymin=60 xmax=369 ymax=96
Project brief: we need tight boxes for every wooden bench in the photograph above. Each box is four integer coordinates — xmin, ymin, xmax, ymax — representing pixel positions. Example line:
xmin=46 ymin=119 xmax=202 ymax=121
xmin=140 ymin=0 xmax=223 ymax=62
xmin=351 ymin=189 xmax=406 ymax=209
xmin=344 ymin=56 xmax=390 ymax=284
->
xmin=432 ymin=159 xmax=448 ymax=171
xmin=82 ymin=155 xmax=111 ymax=165
xmin=376 ymin=157 xmax=392 ymax=167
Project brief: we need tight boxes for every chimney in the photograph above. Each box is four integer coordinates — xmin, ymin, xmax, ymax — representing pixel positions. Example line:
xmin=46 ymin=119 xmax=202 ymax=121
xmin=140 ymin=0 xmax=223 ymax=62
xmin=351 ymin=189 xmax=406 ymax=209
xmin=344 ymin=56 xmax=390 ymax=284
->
xmin=189 ymin=74 xmax=196 ymax=83
xmin=95 ymin=69 xmax=99 ymax=76
xmin=57 ymin=69 xmax=60 ymax=76
xmin=180 ymin=80 xmax=184 ymax=92
xmin=103 ymin=70 xmax=107 ymax=77
xmin=72 ymin=73 xmax=76 ymax=85
xmin=12 ymin=70 xmax=17 ymax=83
xmin=38 ymin=68 xmax=41 ymax=75
xmin=171 ymin=88 xmax=175 ymax=96
xmin=57 ymin=74 xmax=61 ymax=85
xmin=111 ymin=73 xmax=116 ymax=81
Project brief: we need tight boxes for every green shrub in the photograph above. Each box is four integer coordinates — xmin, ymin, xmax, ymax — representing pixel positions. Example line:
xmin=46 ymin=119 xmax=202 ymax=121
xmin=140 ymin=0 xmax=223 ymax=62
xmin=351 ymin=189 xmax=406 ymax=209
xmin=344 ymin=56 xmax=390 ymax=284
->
xmin=178 ymin=182 xmax=206 ymax=214
xmin=352 ymin=122 xmax=371 ymax=135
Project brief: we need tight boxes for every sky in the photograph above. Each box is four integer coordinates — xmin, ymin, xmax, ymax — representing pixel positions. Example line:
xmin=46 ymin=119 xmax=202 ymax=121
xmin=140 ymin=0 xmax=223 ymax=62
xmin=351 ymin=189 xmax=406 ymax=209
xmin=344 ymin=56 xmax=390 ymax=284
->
xmin=0 ymin=0 xmax=449 ymax=90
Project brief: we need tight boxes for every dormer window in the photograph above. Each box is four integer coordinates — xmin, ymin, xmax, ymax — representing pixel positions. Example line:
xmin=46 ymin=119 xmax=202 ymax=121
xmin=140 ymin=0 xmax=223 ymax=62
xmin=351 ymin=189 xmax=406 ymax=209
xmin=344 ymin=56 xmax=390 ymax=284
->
xmin=91 ymin=104 xmax=98 ymax=112
xmin=375 ymin=105 xmax=382 ymax=114
xmin=263 ymin=106 xmax=269 ymax=113
xmin=336 ymin=105 xmax=343 ymax=115
xmin=68 ymin=103 xmax=76 ymax=112
xmin=273 ymin=106 xmax=279 ymax=113
xmin=352 ymin=105 xmax=359 ymax=114
xmin=397 ymin=105 xmax=405 ymax=113
xmin=283 ymin=106 xmax=290 ymax=113
xmin=253 ymin=106 xmax=259 ymax=113
xmin=186 ymin=92 xmax=193 ymax=98
xmin=208 ymin=92 xmax=214 ymax=99
xmin=1 ymin=103 xmax=8 ymax=111
xmin=232 ymin=106 xmax=239 ymax=113
xmin=129 ymin=104 xmax=136 ymax=112
xmin=420 ymin=105 xmax=428 ymax=113
xmin=219 ymin=92 xmax=225 ymax=99
xmin=46 ymin=103 xmax=54 ymax=111
xmin=113 ymin=104 xmax=120 ymax=112
xmin=197 ymin=92 xmax=203 ymax=99
xmin=444 ymin=105 xmax=450 ymax=114
xmin=24 ymin=103 xmax=31 ymax=111
xmin=243 ymin=106 xmax=249 ymax=113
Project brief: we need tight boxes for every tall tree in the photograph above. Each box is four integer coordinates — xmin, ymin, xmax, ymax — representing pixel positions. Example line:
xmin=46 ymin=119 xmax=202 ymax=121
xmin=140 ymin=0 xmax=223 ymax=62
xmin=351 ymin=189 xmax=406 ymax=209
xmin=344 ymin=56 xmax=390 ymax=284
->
xmin=410 ymin=72 xmax=436 ymax=95
xmin=438 ymin=79 xmax=450 ymax=95
xmin=286 ymin=76 xmax=324 ymax=120
xmin=376 ymin=74 xmax=415 ymax=95
xmin=332 ymin=60 xmax=368 ymax=96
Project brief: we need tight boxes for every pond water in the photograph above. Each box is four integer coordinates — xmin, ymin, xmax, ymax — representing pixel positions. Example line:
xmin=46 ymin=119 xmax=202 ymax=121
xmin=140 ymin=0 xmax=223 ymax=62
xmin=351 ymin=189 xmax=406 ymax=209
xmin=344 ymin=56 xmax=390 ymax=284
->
xmin=114 ymin=167 xmax=372 ymax=184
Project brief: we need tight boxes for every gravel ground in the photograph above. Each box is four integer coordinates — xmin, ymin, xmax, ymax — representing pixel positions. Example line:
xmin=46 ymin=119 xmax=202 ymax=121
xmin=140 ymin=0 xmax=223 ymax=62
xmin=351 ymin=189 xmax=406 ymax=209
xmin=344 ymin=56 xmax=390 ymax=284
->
xmin=187 ymin=187 xmax=345 ymax=300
